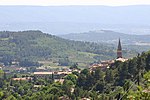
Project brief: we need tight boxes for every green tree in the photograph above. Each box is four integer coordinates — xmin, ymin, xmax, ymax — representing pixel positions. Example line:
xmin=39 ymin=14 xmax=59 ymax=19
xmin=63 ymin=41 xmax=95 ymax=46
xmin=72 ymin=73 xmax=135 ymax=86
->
xmin=0 ymin=91 xmax=4 ymax=100
xmin=116 ymin=62 xmax=129 ymax=86
xmin=105 ymin=69 xmax=114 ymax=83
xmin=94 ymin=80 xmax=105 ymax=93
xmin=63 ymin=80 xmax=74 ymax=97
xmin=5 ymin=95 xmax=17 ymax=100
xmin=145 ymin=53 xmax=150 ymax=71
xmin=64 ymin=74 xmax=77 ymax=85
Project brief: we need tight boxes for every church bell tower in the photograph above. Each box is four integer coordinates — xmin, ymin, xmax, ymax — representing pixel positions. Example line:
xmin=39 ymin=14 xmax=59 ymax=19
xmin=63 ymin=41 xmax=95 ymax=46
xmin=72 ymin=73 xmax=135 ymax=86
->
xmin=117 ymin=38 xmax=122 ymax=58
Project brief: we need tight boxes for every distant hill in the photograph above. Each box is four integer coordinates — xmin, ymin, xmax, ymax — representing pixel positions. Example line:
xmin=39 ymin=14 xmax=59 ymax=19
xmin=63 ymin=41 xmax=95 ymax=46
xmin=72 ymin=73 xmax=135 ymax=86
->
xmin=60 ymin=30 xmax=150 ymax=45
xmin=0 ymin=30 xmax=136 ymax=67
xmin=0 ymin=5 xmax=150 ymax=35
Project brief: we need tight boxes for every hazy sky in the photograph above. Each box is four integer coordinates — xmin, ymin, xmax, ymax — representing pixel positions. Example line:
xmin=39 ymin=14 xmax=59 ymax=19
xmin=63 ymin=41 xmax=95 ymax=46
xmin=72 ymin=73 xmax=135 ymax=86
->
xmin=0 ymin=0 xmax=150 ymax=6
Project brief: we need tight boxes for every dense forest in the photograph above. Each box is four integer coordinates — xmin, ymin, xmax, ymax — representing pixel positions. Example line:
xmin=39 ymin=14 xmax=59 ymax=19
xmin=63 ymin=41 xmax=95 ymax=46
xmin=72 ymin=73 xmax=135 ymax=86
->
xmin=0 ymin=50 xmax=150 ymax=99
xmin=0 ymin=30 xmax=136 ymax=67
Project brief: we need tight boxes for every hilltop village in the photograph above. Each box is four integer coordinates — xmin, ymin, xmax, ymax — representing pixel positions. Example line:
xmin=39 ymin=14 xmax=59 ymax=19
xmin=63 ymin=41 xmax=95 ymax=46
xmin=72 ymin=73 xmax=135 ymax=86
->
xmin=1 ymin=5 xmax=150 ymax=99
xmin=0 ymin=39 xmax=127 ymax=83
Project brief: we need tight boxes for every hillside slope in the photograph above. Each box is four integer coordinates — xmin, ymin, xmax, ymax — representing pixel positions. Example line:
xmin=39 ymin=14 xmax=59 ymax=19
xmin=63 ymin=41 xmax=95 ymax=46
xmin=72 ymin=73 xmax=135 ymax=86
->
xmin=0 ymin=30 xmax=136 ymax=67
xmin=60 ymin=30 xmax=150 ymax=44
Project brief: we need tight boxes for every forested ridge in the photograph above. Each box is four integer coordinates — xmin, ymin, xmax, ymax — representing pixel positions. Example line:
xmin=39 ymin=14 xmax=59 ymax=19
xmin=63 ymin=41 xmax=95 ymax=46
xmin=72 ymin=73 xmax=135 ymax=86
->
xmin=0 ymin=30 xmax=135 ymax=67
xmin=0 ymin=49 xmax=150 ymax=99
xmin=60 ymin=30 xmax=150 ymax=44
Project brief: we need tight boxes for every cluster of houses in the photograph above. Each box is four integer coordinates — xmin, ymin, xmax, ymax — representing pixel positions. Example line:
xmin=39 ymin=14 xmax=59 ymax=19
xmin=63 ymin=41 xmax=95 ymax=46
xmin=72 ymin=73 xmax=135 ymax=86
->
xmin=90 ymin=39 xmax=128 ymax=71
xmin=34 ymin=71 xmax=72 ymax=79
xmin=10 ymin=70 xmax=73 ymax=85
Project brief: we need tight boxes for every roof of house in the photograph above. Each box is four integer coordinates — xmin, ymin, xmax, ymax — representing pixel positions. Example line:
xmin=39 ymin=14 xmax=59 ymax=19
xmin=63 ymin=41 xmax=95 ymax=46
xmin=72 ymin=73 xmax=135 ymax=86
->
xmin=34 ymin=72 xmax=53 ymax=75
xmin=33 ymin=71 xmax=72 ymax=75
xmin=56 ymin=72 xmax=72 ymax=75
xmin=116 ymin=58 xmax=128 ymax=62
xmin=12 ymin=77 xmax=32 ymax=81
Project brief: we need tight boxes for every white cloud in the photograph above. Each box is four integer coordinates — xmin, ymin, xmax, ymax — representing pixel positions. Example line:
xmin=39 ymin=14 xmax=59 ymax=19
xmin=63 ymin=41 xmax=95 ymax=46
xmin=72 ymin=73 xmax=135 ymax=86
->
xmin=0 ymin=0 xmax=150 ymax=6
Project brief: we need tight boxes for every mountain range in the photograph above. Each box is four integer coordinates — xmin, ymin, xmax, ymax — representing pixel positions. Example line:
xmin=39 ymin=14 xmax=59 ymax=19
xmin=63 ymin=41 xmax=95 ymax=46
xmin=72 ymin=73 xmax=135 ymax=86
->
xmin=60 ymin=30 xmax=150 ymax=45
xmin=60 ymin=30 xmax=150 ymax=52
xmin=0 ymin=5 xmax=150 ymax=35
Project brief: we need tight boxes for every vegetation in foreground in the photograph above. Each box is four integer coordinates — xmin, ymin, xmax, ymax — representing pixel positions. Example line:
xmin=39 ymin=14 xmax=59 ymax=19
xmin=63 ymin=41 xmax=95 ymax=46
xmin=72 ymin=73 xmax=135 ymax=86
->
xmin=0 ymin=51 xmax=150 ymax=100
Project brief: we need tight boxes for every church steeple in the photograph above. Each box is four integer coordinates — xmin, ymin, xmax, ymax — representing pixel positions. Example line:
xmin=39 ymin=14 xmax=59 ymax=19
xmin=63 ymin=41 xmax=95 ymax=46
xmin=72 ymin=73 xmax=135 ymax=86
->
xmin=117 ymin=38 xmax=122 ymax=58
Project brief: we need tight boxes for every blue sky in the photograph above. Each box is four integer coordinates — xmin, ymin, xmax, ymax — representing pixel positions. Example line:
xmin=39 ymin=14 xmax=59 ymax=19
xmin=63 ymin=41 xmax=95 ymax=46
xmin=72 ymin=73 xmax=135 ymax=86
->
xmin=0 ymin=0 xmax=150 ymax=6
